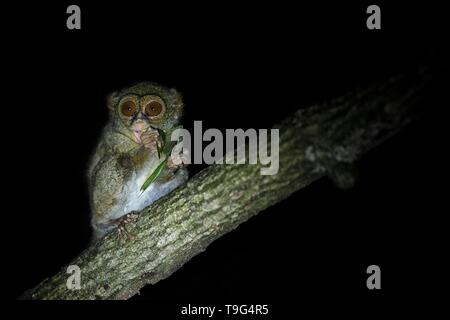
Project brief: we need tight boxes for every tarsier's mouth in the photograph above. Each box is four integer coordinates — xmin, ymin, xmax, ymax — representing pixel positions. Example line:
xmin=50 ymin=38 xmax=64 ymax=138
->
xmin=132 ymin=123 xmax=158 ymax=143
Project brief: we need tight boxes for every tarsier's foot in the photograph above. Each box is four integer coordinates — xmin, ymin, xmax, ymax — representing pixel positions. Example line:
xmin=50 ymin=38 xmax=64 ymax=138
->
xmin=112 ymin=212 xmax=139 ymax=244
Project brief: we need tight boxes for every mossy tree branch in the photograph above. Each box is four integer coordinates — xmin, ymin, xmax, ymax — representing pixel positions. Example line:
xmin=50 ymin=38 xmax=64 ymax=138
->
xmin=20 ymin=66 xmax=436 ymax=300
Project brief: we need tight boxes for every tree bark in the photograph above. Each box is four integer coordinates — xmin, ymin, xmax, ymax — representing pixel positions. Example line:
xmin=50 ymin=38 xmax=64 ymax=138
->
xmin=20 ymin=65 xmax=437 ymax=300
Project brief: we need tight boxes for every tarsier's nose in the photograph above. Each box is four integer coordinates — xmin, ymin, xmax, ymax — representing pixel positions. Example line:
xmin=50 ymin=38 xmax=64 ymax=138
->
xmin=133 ymin=111 xmax=149 ymax=122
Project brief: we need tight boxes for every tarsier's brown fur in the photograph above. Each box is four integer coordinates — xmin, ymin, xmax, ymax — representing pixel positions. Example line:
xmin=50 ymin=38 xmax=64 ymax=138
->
xmin=88 ymin=83 xmax=187 ymax=241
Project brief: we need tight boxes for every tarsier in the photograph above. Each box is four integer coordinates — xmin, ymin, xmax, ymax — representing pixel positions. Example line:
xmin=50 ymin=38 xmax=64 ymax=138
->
xmin=88 ymin=83 xmax=187 ymax=242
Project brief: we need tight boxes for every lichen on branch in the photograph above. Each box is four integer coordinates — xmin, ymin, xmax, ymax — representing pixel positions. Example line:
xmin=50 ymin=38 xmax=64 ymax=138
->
xmin=20 ymin=65 xmax=436 ymax=300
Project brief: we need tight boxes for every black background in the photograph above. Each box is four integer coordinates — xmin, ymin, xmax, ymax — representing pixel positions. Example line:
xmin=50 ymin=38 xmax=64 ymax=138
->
xmin=7 ymin=0 xmax=449 ymax=315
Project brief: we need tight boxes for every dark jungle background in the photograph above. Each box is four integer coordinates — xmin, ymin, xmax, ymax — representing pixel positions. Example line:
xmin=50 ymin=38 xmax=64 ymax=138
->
xmin=7 ymin=0 xmax=448 ymax=316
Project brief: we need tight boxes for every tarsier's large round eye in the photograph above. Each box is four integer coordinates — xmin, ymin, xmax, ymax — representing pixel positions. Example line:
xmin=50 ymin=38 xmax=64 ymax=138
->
xmin=120 ymin=101 xmax=137 ymax=117
xmin=144 ymin=101 xmax=163 ymax=117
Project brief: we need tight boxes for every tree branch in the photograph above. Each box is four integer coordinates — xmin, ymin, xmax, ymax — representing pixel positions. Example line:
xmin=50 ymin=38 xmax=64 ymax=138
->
xmin=20 ymin=65 xmax=437 ymax=300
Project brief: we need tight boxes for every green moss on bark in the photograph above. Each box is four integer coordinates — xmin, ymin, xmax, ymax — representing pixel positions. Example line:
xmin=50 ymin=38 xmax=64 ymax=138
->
xmin=20 ymin=67 xmax=434 ymax=300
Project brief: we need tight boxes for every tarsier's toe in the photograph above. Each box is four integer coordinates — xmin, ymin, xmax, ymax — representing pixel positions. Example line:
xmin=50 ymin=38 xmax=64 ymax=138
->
xmin=123 ymin=212 xmax=139 ymax=223
xmin=117 ymin=226 xmax=135 ymax=244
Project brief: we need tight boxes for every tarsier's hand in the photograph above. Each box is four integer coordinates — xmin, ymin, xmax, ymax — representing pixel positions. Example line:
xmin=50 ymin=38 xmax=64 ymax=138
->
xmin=140 ymin=129 xmax=161 ymax=152
xmin=167 ymin=150 xmax=189 ymax=169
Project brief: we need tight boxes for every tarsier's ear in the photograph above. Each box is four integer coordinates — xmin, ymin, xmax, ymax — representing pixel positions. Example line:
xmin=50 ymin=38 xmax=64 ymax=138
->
xmin=169 ymin=88 xmax=184 ymax=118
xmin=107 ymin=91 xmax=120 ymax=110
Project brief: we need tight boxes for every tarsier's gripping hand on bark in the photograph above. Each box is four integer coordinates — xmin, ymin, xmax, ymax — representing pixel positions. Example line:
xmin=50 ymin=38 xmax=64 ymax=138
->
xmin=88 ymin=83 xmax=188 ymax=243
